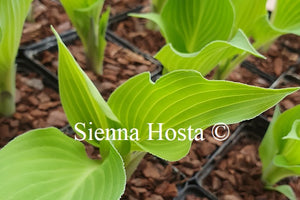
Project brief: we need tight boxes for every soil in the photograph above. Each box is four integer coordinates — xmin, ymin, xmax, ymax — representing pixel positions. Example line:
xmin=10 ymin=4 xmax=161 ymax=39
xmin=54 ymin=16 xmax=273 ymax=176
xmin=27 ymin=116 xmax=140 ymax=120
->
xmin=21 ymin=0 xmax=152 ymax=45
xmin=278 ymin=34 xmax=300 ymax=53
xmin=185 ymin=194 xmax=208 ymax=200
xmin=171 ymin=125 xmax=238 ymax=179
xmin=228 ymin=35 xmax=300 ymax=85
xmin=0 ymin=70 xmax=67 ymax=148
xmin=246 ymin=37 xmax=299 ymax=79
xmin=106 ymin=0 xmax=150 ymax=16
xmin=110 ymin=16 xmax=166 ymax=55
xmin=122 ymin=154 xmax=184 ymax=200
xmin=202 ymin=134 xmax=300 ymax=200
xmin=22 ymin=0 xmax=71 ymax=45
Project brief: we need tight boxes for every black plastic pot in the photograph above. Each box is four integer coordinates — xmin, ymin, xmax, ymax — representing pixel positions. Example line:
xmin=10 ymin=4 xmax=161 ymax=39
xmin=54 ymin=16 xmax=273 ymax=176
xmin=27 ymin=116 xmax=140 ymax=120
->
xmin=16 ymin=58 xmax=58 ymax=91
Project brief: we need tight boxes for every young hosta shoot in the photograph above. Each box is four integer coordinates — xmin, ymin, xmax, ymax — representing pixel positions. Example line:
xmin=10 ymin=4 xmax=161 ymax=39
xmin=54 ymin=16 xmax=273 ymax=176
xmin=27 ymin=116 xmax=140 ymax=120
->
xmin=59 ymin=0 xmax=110 ymax=75
xmin=217 ymin=0 xmax=300 ymax=79
xmin=259 ymin=105 xmax=300 ymax=200
xmin=0 ymin=0 xmax=33 ymax=116
xmin=130 ymin=0 xmax=264 ymax=75
xmin=0 ymin=28 xmax=298 ymax=199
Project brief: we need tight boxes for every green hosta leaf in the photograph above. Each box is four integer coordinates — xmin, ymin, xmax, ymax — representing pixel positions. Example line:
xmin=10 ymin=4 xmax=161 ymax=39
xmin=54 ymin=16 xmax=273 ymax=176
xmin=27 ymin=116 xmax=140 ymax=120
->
xmin=131 ymin=0 xmax=234 ymax=53
xmin=271 ymin=0 xmax=300 ymax=35
xmin=273 ymin=155 xmax=300 ymax=174
xmin=0 ymin=0 xmax=33 ymax=70
xmin=60 ymin=0 xmax=104 ymax=30
xmin=0 ymin=26 xmax=2 ymax=43
xmin=130 ymin=12 xmax=165 ymax=34
xmin=281 ymin=120 xmax=300 ymax=165
xmin=108 ymin=70 xmax=298 ymax=161
xmin=265 ymin=185 xmax=297 ymax=200
xmin=53 ymin=27 xmax=121 ymax=147
xmin=60 ymin=0 xmax=109 ymax=74
xmin=0 ymin=0 xmax=33 ymax=116
xmin=231 ymin=0 xmax=267 ymax=36
xmin=260 ymin=105 xmax=300 ymax=186
xmin=259 ymin=106 xmax=281 ymax=172
xmin=272 ymin=105 xmax=300 ymax=154
xmin=151 ymin=0 xmax=167 ymax=14
xmin=155 ymin=30 xmax=264 ymax=75
xmin=0 ymin=128 xmax=126 ymax=200
xmin=71 ymin=0 xmax=105 ymax=48
xmin=251 ymin=15 xmax=285 ymax=48
xmin=98 ymin=8 xmax=110 ymax=47
xmin=250 ymin=0 xmax=300 ymax=48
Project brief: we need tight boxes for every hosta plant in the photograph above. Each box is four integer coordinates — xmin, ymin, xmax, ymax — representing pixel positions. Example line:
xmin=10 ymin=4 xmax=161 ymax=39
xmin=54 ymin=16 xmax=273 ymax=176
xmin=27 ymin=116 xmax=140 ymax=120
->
xmin=0 ymin=0 xmax=33 ymax=116
xmin=259 ymin=105 xmax=300 ymax=200
xmin=130 ymin=0 xmax=264 ymax=76
xmin=0 ymin=28 xmax=298 ymax=199
xmin=218 ymin=0 xmax=300 ymax=79
xmin=59 ymin=0 xmax=110 ymax=75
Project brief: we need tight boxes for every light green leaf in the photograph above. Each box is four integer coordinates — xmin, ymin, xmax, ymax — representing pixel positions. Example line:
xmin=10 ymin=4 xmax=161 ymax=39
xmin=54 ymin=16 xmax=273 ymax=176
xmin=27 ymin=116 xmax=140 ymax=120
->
xmin=60 ymin=0 xmax=109 ymax=74
xmin=108 ymin=70 xmax=299 ymax=161
xmin=129 ymin=13 xmax=165 ymax=36
xmin=271 ymin=0 xmax=300 ymax=35
xmin=131 ymin=0 xmax=234 ymax=53
xmin=0 ymin=128 xmax=126 ymax=200
xmin=283 ymin=120 xmax=300 ymax=140
xmin=250 ymin=0 xmax=300 ymax=48
xmin=71 ymin=0 xmax=105 ymax=48
xmin=52 ymin=27 xmax=121 ymax=147
xmin=251 ymin=15 xmax=285 ymax=48
xmin=151 ymin=0 xmax=167 ymax=14
xmin=281 ymin=120 xmax=300 ymax=165
xmin=0 ymin=26 xmax=2 ymax=44
xmin=273 ymin=105 xmax=300 ymax=153
xmin=0 ymin=0 xmax=33 ymax=116
xmin=260 ymin=105 xmax=300 ymax=186
xmin=231 ymin=0 xmax=267 ymax=36
xmin=98 ymin=7 xmax=110 ymax=44
xmin=273 ymin=155 xmax=300 ymax=174
xmin=259 ymin=105 xmax=281 ymax=172
xmin=265 ymin=185 xmax=297 ymax=200
xmin=0 ymin=0 xmax=33 ymax=71
xmin=155 ymin=29 xmax=264 ymax=75
xmin=60 ymin=0 xmax=104 ymax=26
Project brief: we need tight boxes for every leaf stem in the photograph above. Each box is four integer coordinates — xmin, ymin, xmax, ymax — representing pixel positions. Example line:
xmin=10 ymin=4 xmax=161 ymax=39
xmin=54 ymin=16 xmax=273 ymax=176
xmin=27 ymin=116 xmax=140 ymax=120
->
xmin=0 ymin=65 xmax=16 ymax=116
xmin=262 ymin=160 xmax=293 ymax=186
xmin=215 ymin=52 xmax=249 ymax=80
xmin=124 ymin=151 xmax=147 ymax=181
xmin=84 ymin=18 xmax=104 ymax=75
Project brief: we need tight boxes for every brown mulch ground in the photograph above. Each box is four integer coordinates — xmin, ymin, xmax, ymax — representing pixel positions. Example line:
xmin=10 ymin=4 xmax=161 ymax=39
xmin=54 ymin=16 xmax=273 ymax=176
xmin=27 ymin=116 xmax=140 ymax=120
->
xmin=203 ymin=135 xmax=300 ymax=200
